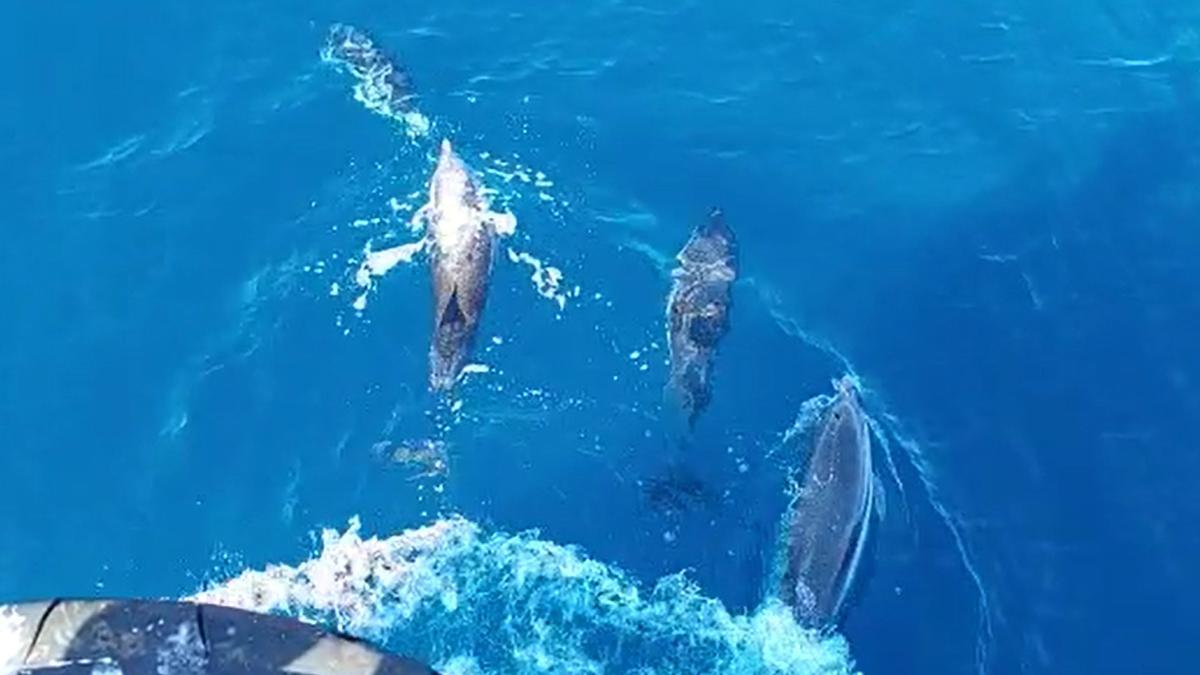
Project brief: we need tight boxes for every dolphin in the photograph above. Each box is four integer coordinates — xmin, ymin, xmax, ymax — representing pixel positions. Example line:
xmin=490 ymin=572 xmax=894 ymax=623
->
xmin=778 ymin=376 xmax=877 ymax=629
xmin=665 ymin=208 xmax=737 ymax=426
xmin=322 ymin=24 xmax=429 ymax=134
xmin=415 ymin=140 xmax=502 ymax=391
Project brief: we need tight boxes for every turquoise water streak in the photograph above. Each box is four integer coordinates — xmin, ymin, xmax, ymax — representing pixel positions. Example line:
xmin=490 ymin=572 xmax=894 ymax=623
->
xmin=3 ymin=2 xmax=1199 ymax=673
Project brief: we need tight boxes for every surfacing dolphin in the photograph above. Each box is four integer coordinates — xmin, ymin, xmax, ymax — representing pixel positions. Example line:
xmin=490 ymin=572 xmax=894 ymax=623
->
xmin=414 ymin=139 xmax=508 ymax=391
xmin=665 ymin=207 xmax=737 ymax=426
xmin=321 ymin=24 xmax=429 ymax=134
xmin=778 ymin=376 xmax=878 ymax=629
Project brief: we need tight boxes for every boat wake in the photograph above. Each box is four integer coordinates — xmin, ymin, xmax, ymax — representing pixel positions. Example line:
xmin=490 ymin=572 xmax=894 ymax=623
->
xmin=191 ymin=516 xmax=856 ymax=675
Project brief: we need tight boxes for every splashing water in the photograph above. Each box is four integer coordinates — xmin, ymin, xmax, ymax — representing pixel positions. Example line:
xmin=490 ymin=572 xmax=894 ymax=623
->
xmin=506 ymin=248 xmax=570 ymax=310
xmin=191 ymin=517 xmax=856 ymax=675
xmin=338 ymin=180 xmax=573 ymax=318
xmin=0 ymin=606 xmax=27 ymax=674
xmin=320 ymin=24 xmax=431 ymax=139
xmin=319 ymin=24 xmax=575 ymax=321
xmin=350 ymin=239 xmax=428 ymax=311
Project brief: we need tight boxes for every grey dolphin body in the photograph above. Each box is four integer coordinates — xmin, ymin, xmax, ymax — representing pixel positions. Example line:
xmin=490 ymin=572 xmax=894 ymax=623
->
xmin=665 ymin=208 xmax=737 ymax=426
xmin=779 ymin=376 xmax=876 ymax=629
xmin=322 ymin=24 xmax=417 ymax=116
xmin=422 ymin=140 xmax=496 ymax=391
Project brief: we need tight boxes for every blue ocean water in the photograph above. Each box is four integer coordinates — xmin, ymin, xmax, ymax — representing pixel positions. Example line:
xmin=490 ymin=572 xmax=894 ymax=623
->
xmin=3 ymin=1 xmax=1199 ymax=673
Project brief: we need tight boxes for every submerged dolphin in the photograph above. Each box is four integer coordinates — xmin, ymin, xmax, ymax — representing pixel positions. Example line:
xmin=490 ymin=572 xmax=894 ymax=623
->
xmin=779 ymin=376 xmax=877 ymax=629
xmin=665 ymin=208 xmax=737 ymax=426
xmin=322 ymin=24 xmax=429 ymax=134
xmin=415 ymin=140 xmax=503 ymax=391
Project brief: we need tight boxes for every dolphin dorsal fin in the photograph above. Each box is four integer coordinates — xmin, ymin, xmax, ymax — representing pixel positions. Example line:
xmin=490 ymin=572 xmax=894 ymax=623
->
xmin=440 ymin=288 xmax=466 ymax=328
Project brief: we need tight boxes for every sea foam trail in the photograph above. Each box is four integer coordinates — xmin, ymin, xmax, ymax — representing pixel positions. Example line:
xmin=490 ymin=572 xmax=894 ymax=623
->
xmin=870 ymin=415 xmax=995 ymax=675
xmin=190 ymin=517 xmax=856 ymax=675
xmin=320 ymin=24 xmax=431 ymax=138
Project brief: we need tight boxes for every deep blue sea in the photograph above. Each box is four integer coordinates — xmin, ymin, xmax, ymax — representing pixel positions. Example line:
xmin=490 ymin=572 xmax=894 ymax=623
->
xmin=3 ymin=1 xmax=1199 ymax=673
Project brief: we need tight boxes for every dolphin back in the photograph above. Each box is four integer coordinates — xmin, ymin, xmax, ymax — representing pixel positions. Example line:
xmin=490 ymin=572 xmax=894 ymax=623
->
xmin=323 ymin=23 xmax=417 ymax=114
xmin=679 ymin=207 xmax=737 ymax=269
xmin=429 ymin=226 xmax=493 ymax=390
xmin=665 ymin=209 xmax=738 ymax=425
xmin=778 ymin=378 xmax=874 ymax=628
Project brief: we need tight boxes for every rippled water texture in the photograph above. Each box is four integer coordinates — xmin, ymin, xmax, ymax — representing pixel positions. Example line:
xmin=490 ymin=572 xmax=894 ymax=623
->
xmin=3 ymin=2 xmax=1199 ymax=674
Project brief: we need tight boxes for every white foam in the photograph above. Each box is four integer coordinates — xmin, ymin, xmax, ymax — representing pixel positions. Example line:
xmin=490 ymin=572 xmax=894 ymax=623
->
xmin=77 ymin=134 xmax=146 ymax=170
xmin=360 ymin=242 xmax=426 ymax=284
xmin=156 ymin=622 xmax=207 ymax=675
xmin=870 ymin=413 xmax=995 ymax=674
xmin=506 ymin=249 xmax=568 ymax=310
xmin=489 ymin=211 xmax=517 ymax=237
xmin=475 ymin=152 xmax=567 ymax=214
xmin=0 ymin=606 xmax=26 ymax=673
xmin=594 ymin=208 xmax=659 ymax=230
xmin=349 ymin=81 xmax=430 ymax=139
xmin=402 ymin=111 xmax=431 ymax=137
xmin=484 ymin=167 xmax=532 ymax=184
xmin=322 ymin=31 xmax=430 ymax=139
xmin=619 ymin=237 xmax=674 ymax=274
xmin=435 ymin=656 xmax=484 ymax=675
xmin=190 ymin=517 xmax=854 ymax=674
xmin=1076 ymin=54 xmax=1172 ymax=68
xmin=154 ymin=114 xmax=213 ymax=158
xmin=348 ymin=240 xmax=426 ymax=312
